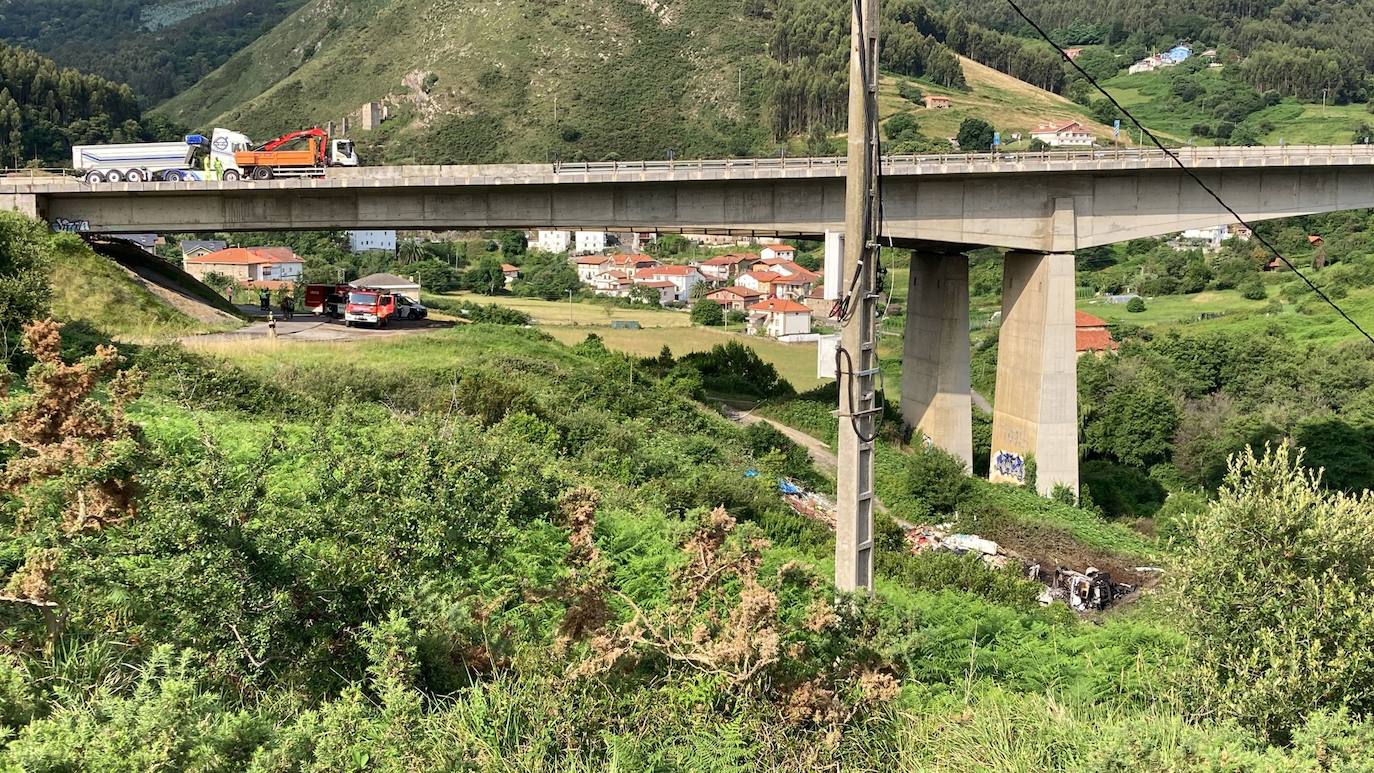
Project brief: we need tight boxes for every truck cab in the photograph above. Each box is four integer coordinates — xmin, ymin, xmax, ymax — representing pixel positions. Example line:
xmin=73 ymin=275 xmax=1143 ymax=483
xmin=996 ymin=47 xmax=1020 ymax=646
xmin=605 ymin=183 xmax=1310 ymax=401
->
xmin=344 ymin=290 xmax=396 ymax=328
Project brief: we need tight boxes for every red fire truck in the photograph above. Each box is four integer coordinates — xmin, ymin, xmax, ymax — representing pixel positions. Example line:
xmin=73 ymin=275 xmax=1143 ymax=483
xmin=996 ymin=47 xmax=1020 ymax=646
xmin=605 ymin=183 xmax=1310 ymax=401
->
xmin=304 ymin=283 xmax=351 ymax=318
xmin=344 ymin=289 xmax=397 ymax=328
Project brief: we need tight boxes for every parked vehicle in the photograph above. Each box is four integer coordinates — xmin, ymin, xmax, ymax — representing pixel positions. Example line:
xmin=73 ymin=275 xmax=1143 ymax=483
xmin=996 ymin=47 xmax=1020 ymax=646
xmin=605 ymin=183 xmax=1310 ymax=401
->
xmin=72 ymin=134 xmax=211 ymax=183
xmin=394 ymin=296 xmax=428 ymax=320
xmin=75 ymin=127 xmax=358 ymax=184
xmin=225 ymin=128 xmax=358 ymax=181
xmin=304 ymin=283 xmax=351 ymax=318
xmin=344 ymin=290 xmax=396 ymax=328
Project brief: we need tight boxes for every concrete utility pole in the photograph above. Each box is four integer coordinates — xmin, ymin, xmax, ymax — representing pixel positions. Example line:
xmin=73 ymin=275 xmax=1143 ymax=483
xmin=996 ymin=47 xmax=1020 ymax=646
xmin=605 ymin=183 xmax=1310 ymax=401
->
xmin=835 ymin=0 xmax=880 ymax=593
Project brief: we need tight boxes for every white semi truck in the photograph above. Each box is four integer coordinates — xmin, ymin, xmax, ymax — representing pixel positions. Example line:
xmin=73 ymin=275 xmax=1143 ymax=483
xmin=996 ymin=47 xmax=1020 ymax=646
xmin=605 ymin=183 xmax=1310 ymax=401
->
xmin=72 ymin=127 xmax=358 ymax=183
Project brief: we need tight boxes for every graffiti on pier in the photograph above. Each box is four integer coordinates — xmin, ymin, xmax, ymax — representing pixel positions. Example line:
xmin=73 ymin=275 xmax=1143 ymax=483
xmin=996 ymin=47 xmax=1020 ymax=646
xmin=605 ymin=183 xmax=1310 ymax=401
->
xmin=52 ymin=218 xmax=90 ymax=233
xmin=993 ymin=450 xmax=1026 ymax=482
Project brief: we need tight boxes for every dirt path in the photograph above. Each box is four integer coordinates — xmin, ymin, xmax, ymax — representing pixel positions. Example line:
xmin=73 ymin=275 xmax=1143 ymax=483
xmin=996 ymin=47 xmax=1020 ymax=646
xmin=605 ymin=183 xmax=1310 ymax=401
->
xmin=720 ymin=405 xmax=902 ymax=520
xmin=183 ymin=315 xmax=454 ymax=344
xmin=972 ymin=389 xmax=992 ymax=414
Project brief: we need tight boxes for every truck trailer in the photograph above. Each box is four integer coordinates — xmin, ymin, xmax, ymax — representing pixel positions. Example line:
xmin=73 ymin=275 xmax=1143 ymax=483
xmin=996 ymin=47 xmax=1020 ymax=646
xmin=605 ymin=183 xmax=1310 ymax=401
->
xmin=71 ymin=135 xmax=211 ymax=183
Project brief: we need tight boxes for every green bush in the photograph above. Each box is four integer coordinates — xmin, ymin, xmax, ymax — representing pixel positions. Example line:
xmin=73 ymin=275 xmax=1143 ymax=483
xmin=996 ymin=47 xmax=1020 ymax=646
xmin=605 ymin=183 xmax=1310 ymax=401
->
xmin=1081 ymin=460 xmax=1166 ymax=518
xmin=904 ymin=442 xmax=973 ymax=517
xmin=1126 ymin=296 xmax=1147 ymax=312
xmin=1238 ymin=278 xmax=1267 ymax=300
xmin=690 ymin=298 xmax=724 ymax=326
xmin=1172 ymin=443 xmax=1374 ymax=742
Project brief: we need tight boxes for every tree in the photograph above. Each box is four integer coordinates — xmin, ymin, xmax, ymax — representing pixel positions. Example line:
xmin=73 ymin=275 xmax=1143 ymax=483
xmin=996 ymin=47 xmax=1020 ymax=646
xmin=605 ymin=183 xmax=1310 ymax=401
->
xmin=200 ymin=271 xmax=234 ymax=295
xmin=1172 ymin=444 xmax=1374 ymax=742
xmin=396 ymin=240 xmax=426 ymax=266
xmin=1126 ymin=296 xmax=1147 ymax=312
xmin=956 ymin=118 xmax=995 ymax=152
xmin=408 ymin=259 xmax=459 ymax=292
xmin=463 ymin=258 xmax=506 ymax=295
xmin=495 ymin=231 xmax=527 ymax=257
xmin=897 ymin=81 xmax=923 ymax=104
xmin=690 ymin=299 xmax=724 ymax=326
xmin=0 ymin=213 xmax=54 ymax=356
xmin=1028 ymin=138 xmax=1050 ymax=152
xmin=883 ymin=113 xmax=921 ymax=143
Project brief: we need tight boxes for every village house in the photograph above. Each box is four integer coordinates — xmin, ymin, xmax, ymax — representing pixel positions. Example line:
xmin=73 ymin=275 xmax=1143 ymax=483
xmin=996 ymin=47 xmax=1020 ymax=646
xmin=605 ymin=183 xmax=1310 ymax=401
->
xmin=636 ymin=280 xmax=678 ymax=306
xmin=633 ymin=264 xmax=703 ymax=303
xmin=574 ymin=255 xmax=613 ymax=283
xmin=1075 ymin=311 xmax=1119 ymax=356
xmin=575 ymin=231 xmax=610 ymax=254
xmin=354 ymin=272 xmax=422 ymax=302
xmin=770 ymin=271 xmax=819 ymax=300
xmin=121 ymin=234 xmax=161 ymax=254
xmin=536 ymin=230 xmax=574 ymax=254
xmin=501 ymin=263 xmax=520 ymax=288
xmin=748 ymin=298 xmax=813 ymax=338
xmin=1063 ymin=47 xmax=1084 ymax=60
xmin=923 ymin=95 xmax=952 ymax=109
xmin=705 ymin=285 xmax=764 ymax=312
xmin=607 ymin=253 xmax=660 ymax=272
xmin=737 ymin=269 xmax=782 ymax=297
xmin=184 ymin=246 xmax=303 ymax=286
xmin=180 ymin=239 xmax=227 ymax=259
xmin=1030 ymin=120 xmax=1096 ymax=147
xmin=694 ymin=253 xmax=760 ymax=282
xmin=760 ymin=243 xmax=798 ymax=262
xmin=1128 ymin=45 xmax=1191 ymax=74
xmin=803 ymin=286 xmax=832 ymax=317
xmin=348 ymin=230 xmax=397 ymax=254
xmin=591 ymin=270 xmax=635 ymax=297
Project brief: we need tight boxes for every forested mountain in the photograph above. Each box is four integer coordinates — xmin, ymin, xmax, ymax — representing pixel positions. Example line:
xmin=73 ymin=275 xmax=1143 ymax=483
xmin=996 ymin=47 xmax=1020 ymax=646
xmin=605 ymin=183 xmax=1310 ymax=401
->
xmin=0 ymin=42 xmax=181 ymax=165
xmin=0 ymin=0 xmax=306 ymax=104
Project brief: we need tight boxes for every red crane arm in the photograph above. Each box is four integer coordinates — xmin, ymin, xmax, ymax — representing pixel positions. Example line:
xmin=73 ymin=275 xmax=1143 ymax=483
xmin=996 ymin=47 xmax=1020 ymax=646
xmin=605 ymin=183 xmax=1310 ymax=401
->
xmin=256 ymin=128 xmax=330 ymax=152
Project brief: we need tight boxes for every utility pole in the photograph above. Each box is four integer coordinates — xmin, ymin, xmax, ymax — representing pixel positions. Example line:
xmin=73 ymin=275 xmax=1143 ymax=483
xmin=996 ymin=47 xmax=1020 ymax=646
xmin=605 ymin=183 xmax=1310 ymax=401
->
xmin=835 ymin=0 xmax=880 ymax=593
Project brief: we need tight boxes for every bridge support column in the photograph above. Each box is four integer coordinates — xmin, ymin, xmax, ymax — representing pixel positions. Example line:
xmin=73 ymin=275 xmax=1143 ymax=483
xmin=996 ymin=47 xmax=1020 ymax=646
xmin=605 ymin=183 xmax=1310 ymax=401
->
xmin=900 ymin=252 xmax=972 ymax=470
xmin=990 ymin=251 xmax=1078 ymax=495
xmin=0 ymin=193 xmax=41 ymax=220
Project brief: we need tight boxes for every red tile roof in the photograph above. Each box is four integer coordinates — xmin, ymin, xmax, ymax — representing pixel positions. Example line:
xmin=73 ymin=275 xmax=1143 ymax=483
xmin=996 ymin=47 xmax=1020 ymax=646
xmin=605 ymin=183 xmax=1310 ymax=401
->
xmin=741 ymin=270 xmax=781 ymax=283
xmin=501 ymin=263 xmax=519 ymax=272
xmin=709 ymin=286 xmax=762 ymax=299
xmin=638 ymin=280 xmax=676 ymax=289
xmin=763 ymin=244 xmax=796 ymax=253
xmin=772 ymin=271 xmax=817 ymax=285
xmin=1076 ymin=328 xmax=1119 ymax=352
xmin=749 ymin=298 xmax=812 ymax=314
xmin=575 ymin=255 xmax=612 ymax=265
xmin=1033 ymin=120 xmax=1083 ymax=134
xmin=610 ymin=253 xmax=657 ymax=265
xmin=1075 ymin=310 xmax=1108 ymax=327
xmin=646 ymin=264 xmax=699 ymax=276
xmin=186 ymin=246 xmax=299 ymax=265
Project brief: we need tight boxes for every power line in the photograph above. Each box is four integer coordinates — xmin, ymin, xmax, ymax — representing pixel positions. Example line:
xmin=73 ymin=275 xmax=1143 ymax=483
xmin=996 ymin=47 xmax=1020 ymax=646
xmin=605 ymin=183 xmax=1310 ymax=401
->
xmin=1003 ymin=0 xmax=1374 ymax=347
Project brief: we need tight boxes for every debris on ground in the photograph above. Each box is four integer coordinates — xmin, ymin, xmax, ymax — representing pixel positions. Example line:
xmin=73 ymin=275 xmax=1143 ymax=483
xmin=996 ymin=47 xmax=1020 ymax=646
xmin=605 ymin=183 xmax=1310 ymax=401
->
xmin=769 ymin=477 xmax=1151 ymax=614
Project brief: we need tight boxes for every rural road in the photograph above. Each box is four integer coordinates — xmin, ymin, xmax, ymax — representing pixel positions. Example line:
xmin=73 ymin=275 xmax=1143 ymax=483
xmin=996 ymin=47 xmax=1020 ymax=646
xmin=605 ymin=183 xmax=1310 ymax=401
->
xmin=185 ymin=314 xmax=453 ymax=344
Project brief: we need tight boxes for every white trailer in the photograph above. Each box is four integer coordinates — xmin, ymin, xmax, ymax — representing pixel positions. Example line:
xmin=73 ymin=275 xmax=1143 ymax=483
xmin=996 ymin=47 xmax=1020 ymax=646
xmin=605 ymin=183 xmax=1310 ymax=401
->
xmin=71 ymin=135 xmax=210 ymax=183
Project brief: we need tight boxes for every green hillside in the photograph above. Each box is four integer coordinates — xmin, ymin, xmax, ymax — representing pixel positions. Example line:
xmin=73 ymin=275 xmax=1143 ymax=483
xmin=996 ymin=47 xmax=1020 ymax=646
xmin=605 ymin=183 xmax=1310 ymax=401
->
xmin=157 ymin=0 xmax=776 ymax=163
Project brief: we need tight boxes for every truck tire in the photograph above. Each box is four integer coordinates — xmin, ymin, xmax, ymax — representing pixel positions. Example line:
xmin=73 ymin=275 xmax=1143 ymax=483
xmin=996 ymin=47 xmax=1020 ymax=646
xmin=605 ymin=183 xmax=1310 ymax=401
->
xmin=83 ymin=170 xmax=105 ymax=184
xmin=222 ymin=169 xmax=242 ymax=182
xmin=251 ymin=166 xmax=273 ymax=181
xmin=105 ymin=169 xmax=124 ymax=183
xmin=162 ymin=170 xmax=183 ymax=182
xmin=125 ymin=169 xmax=145 ymax=183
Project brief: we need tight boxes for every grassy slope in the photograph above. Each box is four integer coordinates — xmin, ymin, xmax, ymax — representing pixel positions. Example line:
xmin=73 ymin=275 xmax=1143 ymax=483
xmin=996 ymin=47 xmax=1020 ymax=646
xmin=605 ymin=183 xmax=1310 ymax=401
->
xmin=48 ymin=236 xmax=240 ymax=339
xmin=157 ymin=0 xmax=769 ymax=162
xmin=878 ymin=56 xmax=1126 ymax=148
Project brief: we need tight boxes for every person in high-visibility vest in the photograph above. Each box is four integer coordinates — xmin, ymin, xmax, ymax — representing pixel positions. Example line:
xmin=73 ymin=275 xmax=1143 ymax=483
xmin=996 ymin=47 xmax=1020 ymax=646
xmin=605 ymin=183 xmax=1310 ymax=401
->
xmin=212 ymin=157 xmax=224 ymax=181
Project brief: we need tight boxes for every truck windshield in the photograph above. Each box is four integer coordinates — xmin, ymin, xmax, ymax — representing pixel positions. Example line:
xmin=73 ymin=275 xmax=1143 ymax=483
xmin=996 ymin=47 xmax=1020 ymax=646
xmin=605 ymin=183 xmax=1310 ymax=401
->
xmin=337 ymin=140 xmax=355 ymax=158
xmin=349 ymin=292 xmax=377 ymax=304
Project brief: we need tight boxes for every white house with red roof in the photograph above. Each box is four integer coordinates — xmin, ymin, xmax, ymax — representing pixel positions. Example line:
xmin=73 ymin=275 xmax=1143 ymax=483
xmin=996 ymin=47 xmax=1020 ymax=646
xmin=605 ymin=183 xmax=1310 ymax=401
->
xmin=608 ymin=253 xmax=660 ymax=271
xmin=636 ymin=280 xmax=678 ymax=305
xmin=736 ymin=269 xmax=782 ymax=297
xmin=184 ymin=246 xmax=303 ymax=285
xmin=574 ymin=255 xmax=613 ymax=283
xmin=590 ymin=270 xmax=634 ymax=297
xmin=694 ymin=253 xmax=760 ymax=282
xmin=705 ymin=285 xmax=764 ymax=312
xmin=760 ymin=243 xmax=798 ymax=262
xmin=1075 ymin=310 xmax=1119 ymax=355
xmin=633 ymin=264 xmax=703 ymax=303
xmin=1030 ymin=120 xmax=1095 ymax=147
xmin=748 ymin=298 xmax=813 ymax=338
xmin=501 ymin=263 xmax=520 ymax=288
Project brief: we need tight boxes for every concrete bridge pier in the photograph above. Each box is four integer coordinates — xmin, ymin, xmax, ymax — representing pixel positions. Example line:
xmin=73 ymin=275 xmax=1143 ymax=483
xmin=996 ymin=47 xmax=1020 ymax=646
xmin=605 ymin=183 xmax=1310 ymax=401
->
xmin=900 ymin=251 xmax=973 ymax=471
xmin=990 ymin=250 xmax=1079 ymax=495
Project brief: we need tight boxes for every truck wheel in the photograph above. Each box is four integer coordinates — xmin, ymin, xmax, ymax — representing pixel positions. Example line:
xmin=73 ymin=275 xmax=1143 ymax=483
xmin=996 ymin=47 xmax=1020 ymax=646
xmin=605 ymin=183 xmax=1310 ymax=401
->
xmin=125 ymin=169 xmax=145 ymax=183
xmin=83 ymin=170 xmax=105 ymax=184
xmin=251 ymin=166 xmax=273 ymax=181
xmin=162 ymin=170 xmax=182 ymax=182
xmin=105 ymin=169 xmax=124 ymax=183
xmin=222 ymin=169 xmax=241 ymax=182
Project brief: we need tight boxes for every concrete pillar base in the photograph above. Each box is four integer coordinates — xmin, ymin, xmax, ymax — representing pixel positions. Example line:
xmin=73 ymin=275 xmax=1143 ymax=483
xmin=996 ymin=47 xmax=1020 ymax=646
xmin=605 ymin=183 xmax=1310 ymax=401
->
xmin=990 ymin=251 xmax=1078 ymax=495
xmin=900 ymin=252 xmax=972 ymax=470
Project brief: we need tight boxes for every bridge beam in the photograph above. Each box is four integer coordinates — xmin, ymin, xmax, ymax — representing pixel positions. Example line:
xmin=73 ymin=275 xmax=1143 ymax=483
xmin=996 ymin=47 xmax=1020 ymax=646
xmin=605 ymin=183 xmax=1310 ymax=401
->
xmin=990 ymin=250 xmax=1078 ymax=495
xmin=900 ymin=251 xmax=972 ymax=470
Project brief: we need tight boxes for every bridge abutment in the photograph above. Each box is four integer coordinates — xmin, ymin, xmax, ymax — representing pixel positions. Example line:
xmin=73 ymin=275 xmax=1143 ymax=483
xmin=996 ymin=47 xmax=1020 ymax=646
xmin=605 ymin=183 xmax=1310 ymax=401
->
xmin=900 ymin=251 xmax=973 ymax=470
xmin=989 ymin=251 xmax=1078 ymax=495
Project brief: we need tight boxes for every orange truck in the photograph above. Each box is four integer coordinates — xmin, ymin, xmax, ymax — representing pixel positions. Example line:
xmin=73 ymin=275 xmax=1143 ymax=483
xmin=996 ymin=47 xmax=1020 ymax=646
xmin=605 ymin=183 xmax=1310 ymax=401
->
xmin=226 ymin=128 xmax=359 ymax=181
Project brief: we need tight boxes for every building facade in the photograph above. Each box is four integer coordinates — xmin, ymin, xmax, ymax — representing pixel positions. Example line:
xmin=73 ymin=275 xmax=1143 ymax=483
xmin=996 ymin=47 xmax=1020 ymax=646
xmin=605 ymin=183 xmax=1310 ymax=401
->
xmin=348 ymin=230 xmax=397 ymax=253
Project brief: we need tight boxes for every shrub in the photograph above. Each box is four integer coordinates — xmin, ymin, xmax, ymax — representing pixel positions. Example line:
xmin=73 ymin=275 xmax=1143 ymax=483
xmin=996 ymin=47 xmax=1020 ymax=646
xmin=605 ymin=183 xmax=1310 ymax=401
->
xmin=1172 ymin=443 xmax=1374 ymax=742
xmin=1238 ymin=278 xmax=1267 ymax=300
xmin=679 ymin=341 xmax=794 ymax=399
xmin=904 ymin=442 xmax=972 ymax=517
xmin=1126 ymin=296 xmax=1146 ymax=313
xmin=897 ymin=81 xmax=923 ymax=104
xmin=690 ymin=299 xmax=724 ymax=326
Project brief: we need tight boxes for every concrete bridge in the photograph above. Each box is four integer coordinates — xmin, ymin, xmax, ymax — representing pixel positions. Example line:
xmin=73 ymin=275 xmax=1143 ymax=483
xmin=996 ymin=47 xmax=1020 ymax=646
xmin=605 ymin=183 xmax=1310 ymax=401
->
xmin=7 ymin=144 xmax=1374 ymax=494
